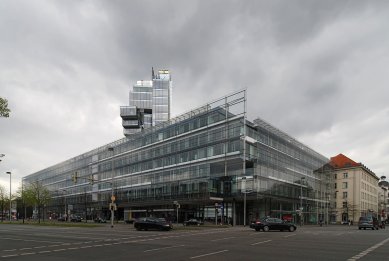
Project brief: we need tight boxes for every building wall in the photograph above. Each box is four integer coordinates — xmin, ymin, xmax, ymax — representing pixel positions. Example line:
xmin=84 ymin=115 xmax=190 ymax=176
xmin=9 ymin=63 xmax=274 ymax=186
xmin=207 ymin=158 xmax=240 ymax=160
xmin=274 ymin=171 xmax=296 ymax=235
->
xmin=24 ymin=90 xmax=330 ymax=225
xmin=334 ymin=167 xmax=379 ymax=223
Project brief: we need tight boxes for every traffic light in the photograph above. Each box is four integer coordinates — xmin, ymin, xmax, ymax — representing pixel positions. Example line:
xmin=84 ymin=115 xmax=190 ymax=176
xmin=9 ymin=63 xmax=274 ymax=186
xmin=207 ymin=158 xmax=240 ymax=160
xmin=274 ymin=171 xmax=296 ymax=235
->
xmin=72 ymin=172 xmax=78 ymax=183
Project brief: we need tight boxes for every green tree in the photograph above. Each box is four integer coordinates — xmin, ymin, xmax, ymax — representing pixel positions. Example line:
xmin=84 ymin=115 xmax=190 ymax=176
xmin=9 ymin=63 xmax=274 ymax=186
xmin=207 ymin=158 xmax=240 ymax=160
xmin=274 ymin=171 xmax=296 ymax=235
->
xmin=0 ymin=185 xmax=7 ymax=221
xmin=0 ymin=97 xmax=11 ymax=117
xmin=23 ymin=181 xmax=52 ymax=223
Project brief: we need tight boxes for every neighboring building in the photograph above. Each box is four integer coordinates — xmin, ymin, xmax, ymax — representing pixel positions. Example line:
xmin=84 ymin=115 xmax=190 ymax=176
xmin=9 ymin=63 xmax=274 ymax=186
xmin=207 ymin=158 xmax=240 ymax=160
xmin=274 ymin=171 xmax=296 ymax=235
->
xmin=378 ymin=176 xmax=388 ymax=223
xmin=24 ymin=90 xmax=330 ymax=225
xmin=330 ymin=154 xmax=380 ymax=224
xmin=120 ymin=68 xmax=172 ymax=136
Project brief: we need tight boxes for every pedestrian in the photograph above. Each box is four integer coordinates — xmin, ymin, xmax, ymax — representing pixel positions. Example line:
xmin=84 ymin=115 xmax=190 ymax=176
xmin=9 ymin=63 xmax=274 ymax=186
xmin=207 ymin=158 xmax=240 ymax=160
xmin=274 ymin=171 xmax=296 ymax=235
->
xmin=348 ymin=219 xmax=351 ymax=226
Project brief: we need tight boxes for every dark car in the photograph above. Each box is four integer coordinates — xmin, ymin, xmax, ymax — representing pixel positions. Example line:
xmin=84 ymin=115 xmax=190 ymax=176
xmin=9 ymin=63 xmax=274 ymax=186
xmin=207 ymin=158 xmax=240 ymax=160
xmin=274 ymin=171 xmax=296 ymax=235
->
xmin=125 ymin=219 xmax=135 ymax=224
xmin=134 ymin=217 xmax=173 ymax=231
xmin=183 ymin=219 xmax=203 ymax=226
xmin=358 ymin=216 xmax=379 ymax=230
xmin=57 ymin=216 xmax=66 ymax=222
xmin=70 ymin=215 xmax=82 ymax=222
xmin=251 ymin=217 xmax=296 ymax=232
xmin=94 ymin=217 xmax=107 ymax=223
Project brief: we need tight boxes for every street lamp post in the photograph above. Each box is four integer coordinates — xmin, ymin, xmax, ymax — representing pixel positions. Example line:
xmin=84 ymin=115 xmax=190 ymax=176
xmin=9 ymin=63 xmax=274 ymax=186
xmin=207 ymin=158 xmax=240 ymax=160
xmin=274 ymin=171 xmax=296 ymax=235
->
xmin=300 ymin=177 xmax=305 ymax=226
xmin=108 ymin=147 xmax=114 ymax=228
xmin=22 ymin=178 xmax=25 ymax=224
xmin=326 ymin=193 xmax=329 ymax=226
xmin=61 ymin=189 xmax=68 ymax=222
xmin=243 ymin=177 xmax=247 ymax=227
xmin=6 ymin=172 xmax=11 ymax=221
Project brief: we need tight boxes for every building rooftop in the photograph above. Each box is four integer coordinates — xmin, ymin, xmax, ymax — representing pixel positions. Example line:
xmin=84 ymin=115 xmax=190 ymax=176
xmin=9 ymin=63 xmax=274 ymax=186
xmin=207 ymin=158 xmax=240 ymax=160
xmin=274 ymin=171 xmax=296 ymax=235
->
xmin=330 ymin=153 xmax=378 ymax=180
xmin=330 ymin=153 xmax=360 ymax=168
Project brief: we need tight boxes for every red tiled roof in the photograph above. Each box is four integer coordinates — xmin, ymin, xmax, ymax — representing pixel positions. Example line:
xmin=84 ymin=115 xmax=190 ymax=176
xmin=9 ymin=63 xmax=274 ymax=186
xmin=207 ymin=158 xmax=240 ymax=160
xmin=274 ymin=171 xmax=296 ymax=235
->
xmin=329 ymin=153 xmax=361 ymax=169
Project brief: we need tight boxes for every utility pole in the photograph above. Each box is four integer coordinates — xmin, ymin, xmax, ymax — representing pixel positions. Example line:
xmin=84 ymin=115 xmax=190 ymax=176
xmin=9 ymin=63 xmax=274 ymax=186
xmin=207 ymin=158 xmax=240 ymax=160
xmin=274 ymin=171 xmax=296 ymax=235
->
xmin=108 ymin=147 xmax=115 ymax=228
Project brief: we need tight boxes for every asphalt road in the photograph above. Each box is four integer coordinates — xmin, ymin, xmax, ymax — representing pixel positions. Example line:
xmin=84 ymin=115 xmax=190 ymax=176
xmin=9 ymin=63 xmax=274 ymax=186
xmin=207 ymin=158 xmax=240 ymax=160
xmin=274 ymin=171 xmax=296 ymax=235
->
xmin=0 ymin=224 xmax=388 ymax=261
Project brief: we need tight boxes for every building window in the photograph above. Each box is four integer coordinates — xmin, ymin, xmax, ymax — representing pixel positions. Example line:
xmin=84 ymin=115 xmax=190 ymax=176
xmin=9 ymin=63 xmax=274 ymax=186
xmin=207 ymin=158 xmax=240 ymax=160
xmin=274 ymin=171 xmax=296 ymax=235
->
xmin=334 ymin=174 xmax=337 ymax=179
xmin=342 ymin=182 xmax=348 ymax=189
xmin=342 ymin=202 xmax=348 ymax=208
xmin=343 ymin=172 xmax=348 ymax=179
xmin=343 ymin=192 xmax=348 ymax=199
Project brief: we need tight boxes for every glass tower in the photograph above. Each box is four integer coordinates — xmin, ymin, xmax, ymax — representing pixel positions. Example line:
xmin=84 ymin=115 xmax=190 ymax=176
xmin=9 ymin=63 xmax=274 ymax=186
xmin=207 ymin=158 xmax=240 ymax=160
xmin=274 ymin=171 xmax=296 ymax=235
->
xmin=120 ymin=68 xmax=172 ymax=136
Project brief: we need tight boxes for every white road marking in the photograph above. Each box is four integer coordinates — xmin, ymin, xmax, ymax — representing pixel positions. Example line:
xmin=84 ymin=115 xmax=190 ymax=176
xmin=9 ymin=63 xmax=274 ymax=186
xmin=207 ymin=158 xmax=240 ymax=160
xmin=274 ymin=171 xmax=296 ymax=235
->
xmin=20 ymin=252 xmax=35 ymax=256
xmin=347 ymin=237 xmax=389 ymax=261
xmin=144 ymin=244 xmax=185 ymax=252
xmin=190 ymin=250 xmax=229 ymax=259
xmin=251 ymin=240 xmax=272 ymax=246
xmin=53 ymin=249 xmax=66 ymax=252
xmin=284 ymin=234 xmax=297 ymax=238
xmin=211 ymin=237 xmax=235 ymax=242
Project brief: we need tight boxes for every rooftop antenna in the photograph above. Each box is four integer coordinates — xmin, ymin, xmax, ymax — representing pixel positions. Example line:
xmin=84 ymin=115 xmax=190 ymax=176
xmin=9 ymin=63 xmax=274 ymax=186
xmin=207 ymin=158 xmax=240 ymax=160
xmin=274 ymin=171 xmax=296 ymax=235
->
xmin=151 ymin=67 xmax=155 ymax=79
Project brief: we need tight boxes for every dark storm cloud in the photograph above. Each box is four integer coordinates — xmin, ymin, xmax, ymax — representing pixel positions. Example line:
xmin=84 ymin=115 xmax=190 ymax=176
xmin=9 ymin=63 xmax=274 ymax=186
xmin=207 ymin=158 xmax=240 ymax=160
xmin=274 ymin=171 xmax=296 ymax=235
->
xmin=1 ymin=0 xmax=389 ymax=187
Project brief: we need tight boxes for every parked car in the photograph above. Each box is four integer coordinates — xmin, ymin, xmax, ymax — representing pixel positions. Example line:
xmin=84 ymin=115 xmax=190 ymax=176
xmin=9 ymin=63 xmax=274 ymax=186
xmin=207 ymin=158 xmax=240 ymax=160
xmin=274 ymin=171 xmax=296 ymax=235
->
xmin=183 ymin=219 xmax=203 ymax=226
xmin=94 ymin=217 xmax=107 ymax=223
xmin=379 ymin=221 xmax=385 ymax=229
xmin=70 ymin=215 xmax=82 ymax=222
xmin=57 ymin=216 xmax=66 ymax=222
xmin=358 ymin=216 xmax=379 ymax=230
xmin=134 ymin=217 xmax=173 ymax=231
xmin=250 ymin=217 xmax=297 ymax=232
xmin=125 ymin=219 xmax=135 ymax=224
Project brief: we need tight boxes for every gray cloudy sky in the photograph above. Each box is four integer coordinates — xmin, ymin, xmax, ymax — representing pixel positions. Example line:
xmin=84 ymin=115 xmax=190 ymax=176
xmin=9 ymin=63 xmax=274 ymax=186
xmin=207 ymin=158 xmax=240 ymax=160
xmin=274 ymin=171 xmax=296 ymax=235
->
xmin=1 ymin=0 xmax=389 ymax=192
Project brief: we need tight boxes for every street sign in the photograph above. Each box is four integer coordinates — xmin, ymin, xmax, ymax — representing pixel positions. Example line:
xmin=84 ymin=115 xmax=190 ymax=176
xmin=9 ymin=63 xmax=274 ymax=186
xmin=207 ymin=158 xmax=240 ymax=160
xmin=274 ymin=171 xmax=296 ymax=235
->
xmin=109 ymin=203 xmax=117 ymax=211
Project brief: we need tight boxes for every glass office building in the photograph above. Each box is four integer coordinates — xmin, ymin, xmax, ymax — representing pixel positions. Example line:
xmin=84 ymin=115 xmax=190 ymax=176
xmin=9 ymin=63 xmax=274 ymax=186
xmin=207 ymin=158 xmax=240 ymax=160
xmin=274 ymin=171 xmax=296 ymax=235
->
xmin=24 ymin=90 xmax=331 ymax=225
xmin=120 ymin=69 xmax=172 ymax=136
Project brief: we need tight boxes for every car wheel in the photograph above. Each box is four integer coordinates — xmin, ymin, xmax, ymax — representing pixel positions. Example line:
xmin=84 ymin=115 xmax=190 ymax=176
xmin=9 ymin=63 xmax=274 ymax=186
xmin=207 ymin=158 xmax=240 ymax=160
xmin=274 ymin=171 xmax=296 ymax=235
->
xmin=363 ymin=228 xmax=366 ymax=230
xmin=136 ymin=228 xmax=141 ymax=231
xmin=263 ymin=226 xmax=269 ymax=232
xmin=358 ymin=227 xmax=361 ymax=230
xmin=289 ymin=226 xmax=295 ymax=232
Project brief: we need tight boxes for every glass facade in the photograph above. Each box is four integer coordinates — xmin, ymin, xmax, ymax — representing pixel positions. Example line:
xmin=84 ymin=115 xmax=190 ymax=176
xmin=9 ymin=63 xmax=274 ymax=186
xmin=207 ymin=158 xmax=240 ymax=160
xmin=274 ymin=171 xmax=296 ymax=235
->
xmin=25 ymin=90 xmax=330 ymax=225
xmin=121 ymin=69 xmax=172 ymax=136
